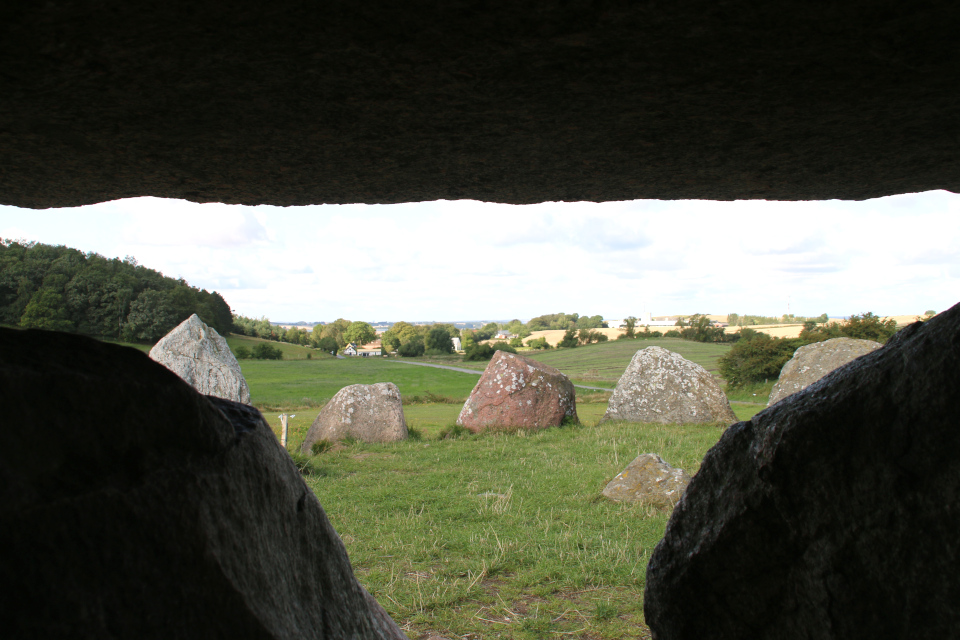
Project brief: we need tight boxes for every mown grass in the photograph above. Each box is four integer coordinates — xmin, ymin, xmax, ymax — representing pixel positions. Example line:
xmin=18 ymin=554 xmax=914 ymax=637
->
xmin=262 ymin=400 xmax=763 ymax=640
xmin=239 ymin=358 xmax=481 ymax=411
xmin=245 ymin=348 xmax=766 ymax=639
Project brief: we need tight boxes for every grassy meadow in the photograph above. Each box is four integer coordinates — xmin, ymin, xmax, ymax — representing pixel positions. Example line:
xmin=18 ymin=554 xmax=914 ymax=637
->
xmin=241 ymin=358 xmax=481 ymax=411
xmin=523 ymin=338 xmax=732 ymax=389
xmin=242 ymin=338 xmax=766 ymax=640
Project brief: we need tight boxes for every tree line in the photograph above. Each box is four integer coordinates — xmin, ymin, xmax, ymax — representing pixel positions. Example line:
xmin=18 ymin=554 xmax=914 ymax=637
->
xmin=0 ymin=240 xmax=232 ymax=342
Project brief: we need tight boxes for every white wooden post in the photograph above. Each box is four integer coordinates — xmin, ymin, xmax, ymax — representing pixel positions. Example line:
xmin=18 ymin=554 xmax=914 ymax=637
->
xmin=280 ymin=414 xmax=288 ymax=448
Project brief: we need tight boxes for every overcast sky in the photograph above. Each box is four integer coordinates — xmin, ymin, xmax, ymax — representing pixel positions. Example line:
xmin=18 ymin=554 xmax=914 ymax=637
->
xmin=2 ymin=191 xmax=958 ymax=322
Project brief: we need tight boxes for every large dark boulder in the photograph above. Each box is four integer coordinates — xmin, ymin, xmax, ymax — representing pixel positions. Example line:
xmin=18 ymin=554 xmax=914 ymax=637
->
xmin=644 ymin=302 xmax=960 ymax=639
xmin=0 ymin=328 xmax=406 ymax=639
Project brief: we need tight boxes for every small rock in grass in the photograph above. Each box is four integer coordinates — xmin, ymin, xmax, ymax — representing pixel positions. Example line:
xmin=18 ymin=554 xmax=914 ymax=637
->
xmin=602 ymin=453 xmax=691 ymax=507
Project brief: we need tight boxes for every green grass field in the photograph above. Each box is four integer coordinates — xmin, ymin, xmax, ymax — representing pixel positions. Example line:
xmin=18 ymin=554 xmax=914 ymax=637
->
xmin=240 ymin=358 xmax=482 ymax=411
xmin=227 ymin=338 xmax=768 ymax=639
xmin=260 ymin=399 xmax=763 ymax=640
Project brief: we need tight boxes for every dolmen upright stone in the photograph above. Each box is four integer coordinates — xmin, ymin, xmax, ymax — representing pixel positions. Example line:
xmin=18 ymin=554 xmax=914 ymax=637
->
xmin=644 ymin=304 xmax=960 ymax=640
xmin=602 ymin=453 xmax=691 ymax=508
xmin=149 ymin=313 xmax=251 ymax=404
xmin=457 ymin=351 xmax=577 ymax=432
xmin=0 ymin=327 xmax=407 ymax=639
xmin=301 ymin=382 xmax=407 ymax=451
xmin=601 ymin=346 xmax=736 ymax=424
xmin=768 ymin=336 xmax=882 ymax=406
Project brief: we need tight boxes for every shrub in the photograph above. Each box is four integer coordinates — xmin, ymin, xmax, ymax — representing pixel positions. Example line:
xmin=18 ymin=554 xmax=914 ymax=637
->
xmin=233 ymin=345 xmax=251 ymax=359
xmin=718 ymin=331 xmax=805 ymax=388
xmin=425 ymin=326 xmax=453 ymax=353
xmin=799 ymin=311 xmax=898 ymax=344
xmin=578 ymin=329 xmax=608 ymax=345
xmin=558 ymin=327 xmax=579 ymax=348
xmin=464 ymin=343 xmax=495 ymax=361
xmin=316 ymin=335 xmax=339 ymax=354
xmin=252 ymin=343 xmax=283 ymax=360
xmin=424 ymin=348 xmax=449 ymax=356
xmin=398 ymin=338 xmax=425 ymax=357
xmin=491 ymin=342 xmax=517 ymax=353
xmin=526 ymin=337 xmax=551 ymax=350
xmin=663 ymin=330 xmax=681 ymax=338
xmin=677 ymin=313 xmax=725 ymax=343
xmin=509 ymin=336 xmax=524 ymax=348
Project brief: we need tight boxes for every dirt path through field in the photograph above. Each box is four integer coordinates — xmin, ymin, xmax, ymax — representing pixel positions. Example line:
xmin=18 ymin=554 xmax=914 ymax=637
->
xmin=383 ymin=359 xmax=612 ymax=391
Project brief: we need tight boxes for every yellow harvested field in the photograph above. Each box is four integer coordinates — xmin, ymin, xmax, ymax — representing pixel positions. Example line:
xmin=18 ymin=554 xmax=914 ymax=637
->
xmin=525 ymin=328 xmax=626 ymax=346
xmin=882 ymin=314 xmax=926 ymax=326
xmin=725 ymin=324 xmax=804 ymax=339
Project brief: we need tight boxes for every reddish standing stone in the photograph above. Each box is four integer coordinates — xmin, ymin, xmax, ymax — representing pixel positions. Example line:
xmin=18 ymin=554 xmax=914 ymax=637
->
xmin=457 ymin=351 xmax=577 ymax=432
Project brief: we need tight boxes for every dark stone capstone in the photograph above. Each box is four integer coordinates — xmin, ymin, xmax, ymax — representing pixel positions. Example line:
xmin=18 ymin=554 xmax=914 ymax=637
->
xmin=644 ymin=301 xmax=960 ymax=639
xmin=0 ymin=328 xmax=406 ymax=639
xmin=1 ymin=2 xmax=959 ymax=208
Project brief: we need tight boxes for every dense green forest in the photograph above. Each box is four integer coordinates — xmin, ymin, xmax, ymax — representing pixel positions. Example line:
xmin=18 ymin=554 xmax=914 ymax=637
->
xmin=0 ymin=239 xmax=232 ymax=342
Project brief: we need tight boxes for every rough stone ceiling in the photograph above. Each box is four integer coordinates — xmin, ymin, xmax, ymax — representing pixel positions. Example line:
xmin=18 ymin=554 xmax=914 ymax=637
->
xmin=1 ymin=1 xmax=958 ymax=208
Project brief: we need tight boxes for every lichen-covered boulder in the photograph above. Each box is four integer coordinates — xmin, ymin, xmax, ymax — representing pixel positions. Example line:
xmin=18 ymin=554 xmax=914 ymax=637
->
xmin=301 ymin=382 xmax=407 ymax=450
xmin=602 ymin=347 xmax=736 ymax=425
xmin=602 ymin=454 xmax=691 ymax=507
xmin=644 ymin=306 xmax=960 ymax=640
xmin=457 ymin=351 xmax=577 ymax=432
xmin=149 ymin=314 xmax=251 ymax=404
xmin=768 ymin=337 xmax=883 ymax=406
xmin=0 ymin=327 xmax=407 ymax=639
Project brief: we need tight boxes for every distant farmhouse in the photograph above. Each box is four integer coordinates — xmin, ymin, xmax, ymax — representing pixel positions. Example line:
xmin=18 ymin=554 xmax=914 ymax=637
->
xmin=494 ymin=330 xmax=515 ymax=340
xmin=343 ymin=340 xmax=383 ymax=357
xmin=609 ymin=313 xmax=679 ymax=328
xmin=452 ymin=337 xmax=462 ymax=351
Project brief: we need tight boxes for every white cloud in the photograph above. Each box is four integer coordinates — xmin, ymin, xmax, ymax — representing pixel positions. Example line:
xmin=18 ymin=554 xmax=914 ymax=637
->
xmin=2 ymin=191 xmax=958 ymax=320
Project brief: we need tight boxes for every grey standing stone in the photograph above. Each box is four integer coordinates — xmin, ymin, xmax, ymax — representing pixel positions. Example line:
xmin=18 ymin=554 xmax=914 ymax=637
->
xmin=644 ymin=307 xmax=960 ymax=640
xmin=602 ymin=346 xmax=736 ymax=425
xmin=149 ymin=314 xmax=251 ymax=404
xmin=768 ymin=337 xmax=883 ymax=406
xmin=301 ymin=382 xmax=407 ymax=450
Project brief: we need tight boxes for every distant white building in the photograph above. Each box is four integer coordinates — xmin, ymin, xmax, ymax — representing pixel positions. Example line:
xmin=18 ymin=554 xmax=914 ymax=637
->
xmin=494 ymin=330 xmax=515 ymax=340
xmin=452 ymin=337 xmax=462 ymax=351
xmin=342 ymin=343 xmax=358 ymax=356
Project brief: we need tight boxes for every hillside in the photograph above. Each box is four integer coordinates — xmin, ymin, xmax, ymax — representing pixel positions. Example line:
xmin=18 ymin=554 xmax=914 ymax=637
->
xmin=0 ymin=239 xmax=232 ymax=342
xmin=521 ymin=338 xmax=732 ymax=388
